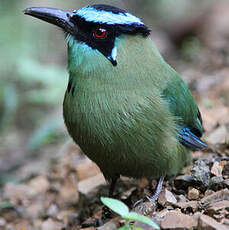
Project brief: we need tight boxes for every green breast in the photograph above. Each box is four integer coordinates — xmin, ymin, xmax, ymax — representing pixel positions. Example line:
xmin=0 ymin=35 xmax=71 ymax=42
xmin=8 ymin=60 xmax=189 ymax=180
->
xmin=63 ymin=35 xmax=191 ymax=179
xmin=63 ymin=77 xmax=189 ymax=179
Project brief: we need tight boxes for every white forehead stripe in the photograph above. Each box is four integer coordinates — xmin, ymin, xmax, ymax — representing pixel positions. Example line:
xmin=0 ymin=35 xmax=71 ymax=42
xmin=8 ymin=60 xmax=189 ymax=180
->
xmin=74 ymin=7 xmax=143 ymax=25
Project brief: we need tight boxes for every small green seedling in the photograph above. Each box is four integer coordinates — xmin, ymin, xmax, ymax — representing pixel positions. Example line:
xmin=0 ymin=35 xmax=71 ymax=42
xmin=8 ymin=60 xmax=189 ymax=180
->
xmin=101 ymin=197 xmax=160 ymax=230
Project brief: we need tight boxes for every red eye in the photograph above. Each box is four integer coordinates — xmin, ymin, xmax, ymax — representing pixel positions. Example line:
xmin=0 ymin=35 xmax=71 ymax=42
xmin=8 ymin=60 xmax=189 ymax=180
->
xmin=93 ymin=28 xmax=108 ymax=39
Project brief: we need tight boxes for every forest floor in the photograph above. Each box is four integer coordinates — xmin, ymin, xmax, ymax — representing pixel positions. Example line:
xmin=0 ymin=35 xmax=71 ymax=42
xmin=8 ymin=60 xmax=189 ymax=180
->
xmin=1 ymin=139 xmax=228 ymax=230
xmin=0 ymin=2 xmax=229 ymax=230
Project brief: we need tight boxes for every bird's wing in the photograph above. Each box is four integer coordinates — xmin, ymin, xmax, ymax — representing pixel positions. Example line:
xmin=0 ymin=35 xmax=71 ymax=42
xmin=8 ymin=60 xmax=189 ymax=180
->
xmin=162 ymin=70 xmax=206 ymax=150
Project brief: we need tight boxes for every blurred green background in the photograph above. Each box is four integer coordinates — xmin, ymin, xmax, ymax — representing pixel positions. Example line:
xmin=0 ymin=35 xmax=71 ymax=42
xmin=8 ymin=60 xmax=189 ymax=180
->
xmin=0 ymin=0 xmax=223 ymax=185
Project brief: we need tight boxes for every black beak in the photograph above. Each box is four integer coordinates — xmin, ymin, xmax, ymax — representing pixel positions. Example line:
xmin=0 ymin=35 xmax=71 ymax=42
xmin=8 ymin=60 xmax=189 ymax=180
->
xmin=24 ymin=7 xmax=75 ymax=34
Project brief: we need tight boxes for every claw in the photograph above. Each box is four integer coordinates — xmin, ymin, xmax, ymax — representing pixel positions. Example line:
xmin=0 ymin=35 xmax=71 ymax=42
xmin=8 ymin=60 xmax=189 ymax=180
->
xmin=132 ymin=176 xmax=165 ymax=208
xmin=133 ymin=198 xmax=145 ymax=208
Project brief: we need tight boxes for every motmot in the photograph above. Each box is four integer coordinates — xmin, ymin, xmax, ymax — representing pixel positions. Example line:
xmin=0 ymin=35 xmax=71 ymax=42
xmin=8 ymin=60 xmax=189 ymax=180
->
xmin=24 ymin=4 xmax=206 ymax=201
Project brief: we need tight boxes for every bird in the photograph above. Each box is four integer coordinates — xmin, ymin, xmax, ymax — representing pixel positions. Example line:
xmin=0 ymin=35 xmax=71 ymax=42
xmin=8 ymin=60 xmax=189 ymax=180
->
xmin=24 ymin=4 xmax=206 ymax=202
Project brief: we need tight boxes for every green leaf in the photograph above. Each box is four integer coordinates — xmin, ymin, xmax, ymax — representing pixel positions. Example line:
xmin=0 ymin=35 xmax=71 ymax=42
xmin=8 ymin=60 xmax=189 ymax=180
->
xmin=0 ymin=201 xmax=14 ymax=210
xmin=131 ymin=226 xmax=143 ymax=230
xmin=118 ymin=226 xmax=130 ymax=230
xmin=123 ymin=212 xmax=160 ymax=230
xmin=101 ymin=197 xmax=129 ymax=217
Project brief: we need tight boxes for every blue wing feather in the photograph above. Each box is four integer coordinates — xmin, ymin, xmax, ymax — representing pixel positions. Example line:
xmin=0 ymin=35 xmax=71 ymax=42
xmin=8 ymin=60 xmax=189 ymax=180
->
xmin=178 ymin=128 xmax=206 ymax=150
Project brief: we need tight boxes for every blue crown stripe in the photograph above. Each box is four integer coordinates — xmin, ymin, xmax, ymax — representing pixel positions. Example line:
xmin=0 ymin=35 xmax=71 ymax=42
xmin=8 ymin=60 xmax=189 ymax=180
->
xmin=74 ymin=6 xmax=143 ymax=25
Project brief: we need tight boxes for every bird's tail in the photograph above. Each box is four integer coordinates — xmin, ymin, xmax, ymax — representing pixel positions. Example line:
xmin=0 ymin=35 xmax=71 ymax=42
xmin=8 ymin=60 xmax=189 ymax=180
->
xmin=178 ymin=128 xmax=207 ymax=150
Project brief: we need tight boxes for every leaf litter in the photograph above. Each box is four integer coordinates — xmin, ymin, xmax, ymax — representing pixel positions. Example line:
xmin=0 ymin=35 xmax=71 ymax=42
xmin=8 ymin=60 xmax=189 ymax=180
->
xmin=1 ymin=1 xmax=229 ymax=229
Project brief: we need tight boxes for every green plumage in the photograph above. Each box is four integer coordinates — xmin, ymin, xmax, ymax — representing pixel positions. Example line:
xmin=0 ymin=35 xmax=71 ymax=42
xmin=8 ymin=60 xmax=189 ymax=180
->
xmin=63 ymin=35 xmax=201 ymax=180
xmin=24 ymin=5 xmax=205 ymax=187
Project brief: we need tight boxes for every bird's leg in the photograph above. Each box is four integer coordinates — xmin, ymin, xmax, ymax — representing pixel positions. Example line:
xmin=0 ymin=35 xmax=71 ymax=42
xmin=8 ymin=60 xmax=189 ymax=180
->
xmin=102 ymin=175 xmax=120 ymax=220
xmin=146 ymin=176 xmax=165 ymax=202
xmin=109 ymin=174 xmax=119 ymax=197
xmin=133 ymin=176 xmax=165 ymax=208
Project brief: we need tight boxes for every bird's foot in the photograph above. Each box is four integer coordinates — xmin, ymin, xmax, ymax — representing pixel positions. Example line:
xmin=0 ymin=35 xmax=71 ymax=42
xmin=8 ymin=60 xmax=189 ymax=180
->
xmin=133 ymin=176 xmax=165 ymax=208
xmin=133 ymin=197 xmax=158 ymax=215
xmin=133 ymin=195 xmax=158 ymax=208
xmin=133 ymin=196 xmax=151 ymax=208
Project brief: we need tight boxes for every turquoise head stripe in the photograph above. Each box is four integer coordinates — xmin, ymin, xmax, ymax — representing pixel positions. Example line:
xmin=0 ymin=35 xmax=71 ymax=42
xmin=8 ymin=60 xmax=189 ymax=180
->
xmin=74 ymin=6 xmax=143 ymax=25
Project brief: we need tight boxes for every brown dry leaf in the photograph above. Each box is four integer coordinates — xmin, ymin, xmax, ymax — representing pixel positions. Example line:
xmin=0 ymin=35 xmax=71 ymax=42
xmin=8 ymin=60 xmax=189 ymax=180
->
xmin=41 ymin=218 xmax=63 ymax=230
xmin=0 ymin=218 xmax=6 ymax=227
xmin=58 ymin=173 xmax=79 ymax=206
xmin=156 ymin=209 xmax=170 ymax=219
xmin=158 ymin=189 xmax=177 ymax=206
xmin=3 ymin=183 xmax=37 ymax=204
xmin=161 ymin=210 xmax=197 ymax=229
xmin=97 ymin=221 xmax=117 ymax=230
xmin=206 ymin=200 xmax=229 ymax=215
xmin=76 ymin=158 xmax=101 ymax=181
xmin=28 ymin=175 xmax=50 ymax=193
xmin=200 ymin=189 xmax=229 ymax=207
xmin=198 ymin=214 xmax=228 ymax=230
xmin=175 ymin=201 xmax=199 ymax=212
xmin=211 ymin=162 xmax=224 ymax=177
xmin=188 ymin=187 xmax=200 ymax=200
xmin=27 ymin=202 xmax=45 ymax=219
xmin=78 ymin=173 xmax=106 ymax=195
